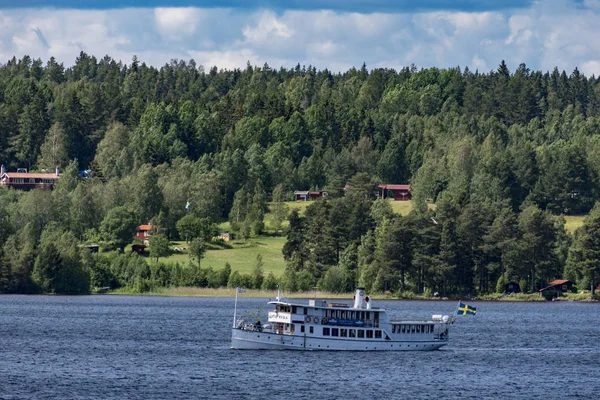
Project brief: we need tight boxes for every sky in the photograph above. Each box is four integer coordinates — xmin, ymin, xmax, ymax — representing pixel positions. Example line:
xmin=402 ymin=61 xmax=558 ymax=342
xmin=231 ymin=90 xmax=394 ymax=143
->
xmin=1 ymin=0 xmax=600 ymax=75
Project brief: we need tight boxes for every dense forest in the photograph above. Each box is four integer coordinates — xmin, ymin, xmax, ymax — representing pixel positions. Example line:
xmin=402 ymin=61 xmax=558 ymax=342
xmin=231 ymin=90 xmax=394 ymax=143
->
xmin=0 ymin=53 xmax=599 ymax=296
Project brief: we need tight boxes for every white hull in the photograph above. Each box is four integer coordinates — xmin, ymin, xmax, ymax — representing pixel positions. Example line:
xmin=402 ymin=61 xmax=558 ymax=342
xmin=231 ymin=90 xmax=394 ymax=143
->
xmin=231 ymin=328 xmax=448 ymax=351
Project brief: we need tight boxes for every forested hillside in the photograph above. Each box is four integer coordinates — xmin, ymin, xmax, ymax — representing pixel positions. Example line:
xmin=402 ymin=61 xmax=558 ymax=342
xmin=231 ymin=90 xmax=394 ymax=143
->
xmin=0 ymin=53 xmax=599 ymax=296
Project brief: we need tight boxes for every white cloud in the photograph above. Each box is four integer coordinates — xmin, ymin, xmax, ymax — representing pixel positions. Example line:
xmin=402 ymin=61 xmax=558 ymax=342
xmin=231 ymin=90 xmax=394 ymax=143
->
xmin=12 ymin=30 xmax=40 ymax=53
xmin=472 ymin=55 xmax=488 ymax=71
xmin=242 ymin=11 xmax=293 ymax=43
xmin=307 ymin=40 xmax=341 ymax=57
xmin=351 ymin=12 xmax=395 ymax=36
xmin=581 ymin=60 xmax=600 ymax=77
xmin=506 ymin=15 xmax=533 ymax=44
xmin=189 ymin=48 xmax=261 ymax=70
xmin=443 ymin=11 xmax=504 ymax=34
xmin=154 ymin=7 xmax=202 ymax=40
xmin=0 ymin=1 xmax=599 ymax=76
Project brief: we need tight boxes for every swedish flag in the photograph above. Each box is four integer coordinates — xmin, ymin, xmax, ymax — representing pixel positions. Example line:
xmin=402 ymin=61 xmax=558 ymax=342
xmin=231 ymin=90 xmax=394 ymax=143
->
xmin=457 ymin=302 xmax=476 ymax=315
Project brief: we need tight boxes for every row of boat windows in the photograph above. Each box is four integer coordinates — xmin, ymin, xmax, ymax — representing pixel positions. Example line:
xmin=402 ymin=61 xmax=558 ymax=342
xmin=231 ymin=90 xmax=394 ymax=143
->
xmin=324 ymin=309 xmax=378 ymax=321
xmin=298 ymin=325 xmax=383 ymax=338
xmin=392 ymin=324 xmax=433 ymax=334
xmin=323 ymin=327 xmax=383 ymax=339
xmin=277 ymin=305 xmax=379 ymax=322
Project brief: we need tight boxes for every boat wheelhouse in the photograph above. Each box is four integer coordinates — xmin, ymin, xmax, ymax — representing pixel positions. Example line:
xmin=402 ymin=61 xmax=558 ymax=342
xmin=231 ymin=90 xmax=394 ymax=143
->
xmin=231 ymin=288 xmax=453 ymax=351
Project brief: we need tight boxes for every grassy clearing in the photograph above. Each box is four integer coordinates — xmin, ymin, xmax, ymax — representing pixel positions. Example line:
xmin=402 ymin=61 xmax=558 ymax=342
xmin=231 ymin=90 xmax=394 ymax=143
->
xmin=563 ymin=215 xmax=586 ymax=233
xmin=556 ymin=291 xmax=599 ymax=301
xmin=217 ymin=221 xmax=231 ymax=231
xmin=478 ymin=292 xmax=547 ymax=301
xmin=388 ymin=200 xmax=414 ymax=216
xmin=202 ymin=236 xmax=287 ymax=274
xmin=218 ymin=201 xmax=311 ymax=234
xmin=148 ymin=236 xmax=287 ymax=275
xmin=280 ymin=201 xmax=312 ymax=213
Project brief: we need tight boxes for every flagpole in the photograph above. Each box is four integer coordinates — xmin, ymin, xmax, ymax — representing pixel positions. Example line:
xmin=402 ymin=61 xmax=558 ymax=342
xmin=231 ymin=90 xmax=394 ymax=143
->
xmin=233 ymin=288 xmax=239 ymax=328
xmin=276 ymin=283 xmax=280 ymax=302
xmin=452 ymin=300 xmax=460 ymax=324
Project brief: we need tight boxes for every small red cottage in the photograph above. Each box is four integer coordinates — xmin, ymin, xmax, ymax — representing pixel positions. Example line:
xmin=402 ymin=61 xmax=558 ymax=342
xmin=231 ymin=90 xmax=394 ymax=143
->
xmin=133 ymin=223 xmax=152 ymax=242
xmin=539 ymin=279 xmax=575 ymax=299
xmin=0 ymin=165 xmax=60 ymax=190
xmin=294 ymin=190 xmax=328 ymax=201
xmin=377 ymin=184 xmax=411 ymax=201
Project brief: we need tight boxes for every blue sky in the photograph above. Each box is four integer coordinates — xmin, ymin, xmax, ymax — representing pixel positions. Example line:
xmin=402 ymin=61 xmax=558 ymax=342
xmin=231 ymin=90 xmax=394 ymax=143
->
xmin=1 ymin=0 xmax=600 ymax=76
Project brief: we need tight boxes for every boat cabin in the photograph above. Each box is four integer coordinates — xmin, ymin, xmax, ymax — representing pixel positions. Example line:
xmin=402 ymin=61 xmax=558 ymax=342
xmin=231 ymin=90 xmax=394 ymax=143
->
xmin=264 ymin=288 xmax=447 ymax=343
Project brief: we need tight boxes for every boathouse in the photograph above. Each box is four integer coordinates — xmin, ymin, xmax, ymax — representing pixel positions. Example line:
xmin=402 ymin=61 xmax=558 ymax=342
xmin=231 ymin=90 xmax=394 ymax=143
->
xmin=539 ymin=279 xmax=575 ymax=299
xmin=542 ymin=280 xmax=574 ymax=292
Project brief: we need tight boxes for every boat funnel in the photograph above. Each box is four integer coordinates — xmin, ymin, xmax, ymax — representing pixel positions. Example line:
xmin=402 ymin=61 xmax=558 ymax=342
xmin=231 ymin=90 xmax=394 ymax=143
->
xmin=353 ymin=288 xmax=366 ymax=309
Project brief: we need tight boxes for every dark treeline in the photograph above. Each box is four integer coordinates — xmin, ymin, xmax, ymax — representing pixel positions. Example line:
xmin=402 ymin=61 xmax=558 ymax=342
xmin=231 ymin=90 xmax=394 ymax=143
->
xmin=0 ymin=54 xmax=599 ymax=296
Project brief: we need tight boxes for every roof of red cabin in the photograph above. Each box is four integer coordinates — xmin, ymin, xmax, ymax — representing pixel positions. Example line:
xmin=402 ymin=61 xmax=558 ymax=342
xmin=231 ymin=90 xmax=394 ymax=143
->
xmin=2 ymin=172 xmax=60 ymax=179
xmin=548 ymin=279 xmax=570 ymax=286
xmin=138 ymin=224 xmax=152 ymax=231
xmin=378 ymin=184 xmax=411 ymax=190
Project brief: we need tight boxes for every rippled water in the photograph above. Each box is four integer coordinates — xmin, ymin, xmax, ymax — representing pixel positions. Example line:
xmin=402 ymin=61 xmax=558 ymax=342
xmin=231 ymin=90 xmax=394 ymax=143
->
xmin=0 ymin=295 xmax=598 ymax=399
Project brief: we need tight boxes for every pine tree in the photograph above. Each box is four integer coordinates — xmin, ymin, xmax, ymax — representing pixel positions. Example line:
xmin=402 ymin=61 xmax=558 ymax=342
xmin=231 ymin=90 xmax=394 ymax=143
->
xmin=565 ymin=203 xmax=600 ymax=296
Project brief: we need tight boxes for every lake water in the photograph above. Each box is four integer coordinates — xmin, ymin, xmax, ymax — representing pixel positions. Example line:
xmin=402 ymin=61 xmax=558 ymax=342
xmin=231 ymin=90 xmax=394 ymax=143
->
xmin=0 ymin=295 xmax=598 ymax=399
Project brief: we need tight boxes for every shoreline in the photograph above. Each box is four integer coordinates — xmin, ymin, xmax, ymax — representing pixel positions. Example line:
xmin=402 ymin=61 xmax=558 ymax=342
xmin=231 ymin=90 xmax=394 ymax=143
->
xmin=102 ymin=287 xmax=599 ymax=302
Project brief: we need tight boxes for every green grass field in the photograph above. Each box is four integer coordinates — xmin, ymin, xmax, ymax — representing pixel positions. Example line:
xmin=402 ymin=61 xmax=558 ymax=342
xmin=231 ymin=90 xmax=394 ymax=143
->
xmin=152 ymin=236 xmax=287 ymax=275
xmin=563 ymin=215 xmax=586 ymax=233
xmin=219 ymin=201 xmax=312 ymax=233
xmin=388 ymin=199 xmax=414 ymax=216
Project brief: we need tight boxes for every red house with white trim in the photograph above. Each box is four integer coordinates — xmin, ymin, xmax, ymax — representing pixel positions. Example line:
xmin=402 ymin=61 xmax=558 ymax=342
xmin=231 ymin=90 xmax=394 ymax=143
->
xmin=377 ymin=184 xmax=411 ymax=201
xmin=0 ymin=165 xmax=60 ymax=190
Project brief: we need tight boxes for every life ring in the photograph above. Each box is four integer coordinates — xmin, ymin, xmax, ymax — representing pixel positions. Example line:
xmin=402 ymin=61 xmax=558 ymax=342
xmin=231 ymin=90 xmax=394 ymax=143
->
xmin=305 ymin=316 xmax=311 ymax=323
xmin=313 ymin=317 xmax=319 ymax=324
xmin=322 ymin=317 xmax=328 ymax=325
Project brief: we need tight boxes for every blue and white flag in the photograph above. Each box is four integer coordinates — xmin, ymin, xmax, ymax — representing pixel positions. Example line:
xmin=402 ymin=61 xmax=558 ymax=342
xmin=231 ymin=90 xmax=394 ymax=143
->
xmin=237 ymin=288 xmax=246 ymax=293
xmin=457 ymin=302 xmax=476 ymax=315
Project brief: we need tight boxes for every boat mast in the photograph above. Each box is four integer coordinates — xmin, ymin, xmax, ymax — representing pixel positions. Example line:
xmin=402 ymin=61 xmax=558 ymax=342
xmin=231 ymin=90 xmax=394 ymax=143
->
xmin=276 ymin=283 xmax=280 ymax=302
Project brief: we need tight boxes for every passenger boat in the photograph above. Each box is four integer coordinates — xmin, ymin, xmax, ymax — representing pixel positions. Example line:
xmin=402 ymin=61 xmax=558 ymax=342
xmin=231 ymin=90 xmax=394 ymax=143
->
xmin=231 ymin=288 xmax=453 ymax=351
